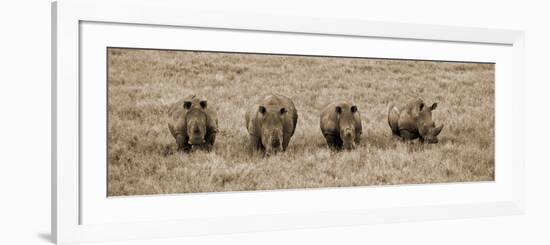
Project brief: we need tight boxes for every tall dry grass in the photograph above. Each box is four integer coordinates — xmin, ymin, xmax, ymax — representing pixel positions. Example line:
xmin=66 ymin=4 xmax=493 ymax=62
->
xmin=107 ymin=48 xmax=494 ymax=196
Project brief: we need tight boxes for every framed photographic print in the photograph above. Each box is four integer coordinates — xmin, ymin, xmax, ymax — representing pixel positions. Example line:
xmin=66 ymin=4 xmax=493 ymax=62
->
xmin=52 ymin=0 xmax=525 ymax=244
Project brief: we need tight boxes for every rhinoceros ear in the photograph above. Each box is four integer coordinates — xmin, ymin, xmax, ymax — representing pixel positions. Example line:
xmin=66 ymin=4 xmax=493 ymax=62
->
xmin=351 ymin=105 xmax=358 ymax=113
xmin=259 ymin=106 xmax=267 ymax=114
xmin=183 ymin=101 xmax=192 ymax=109
xmin=200 ymin=100 xmax=207 ymax=109
xmin=430 ymin=103 xmax=438 ymax=111
xmin=335 ymin=106 xmax=342 ymax=114
xmin=280 ymin=107 xmax=287 ymax=115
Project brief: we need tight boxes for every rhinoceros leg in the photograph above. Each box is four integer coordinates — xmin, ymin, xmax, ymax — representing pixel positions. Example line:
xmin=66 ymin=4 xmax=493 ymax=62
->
xmin=176 ymin=134 xmax=191 ymax=152
xmin=323 ymin=133 xmax=342 ymax=150
xmin=399 ymin=129 xmax=419 ymax=141
xmin=204 ymin=132 xmax=216 ymax=151
xmin=282 ymin=134 xmax=292 ymax=151
xmin=354 ymin=133 xmax=361 ymax=145
xmin=418 ymin=137 xmax=425 ymax=144
xmin=248 ymin=135 xmax=262 ymax=153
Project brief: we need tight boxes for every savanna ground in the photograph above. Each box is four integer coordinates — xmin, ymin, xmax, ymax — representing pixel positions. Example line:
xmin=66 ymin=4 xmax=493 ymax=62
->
xmin=107 ymin=48 xmax=494 ymax=196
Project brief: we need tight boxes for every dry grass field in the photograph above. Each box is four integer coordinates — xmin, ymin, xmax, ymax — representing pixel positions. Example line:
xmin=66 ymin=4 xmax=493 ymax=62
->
xmin=107 ymin=48 xmax=494 ymax=196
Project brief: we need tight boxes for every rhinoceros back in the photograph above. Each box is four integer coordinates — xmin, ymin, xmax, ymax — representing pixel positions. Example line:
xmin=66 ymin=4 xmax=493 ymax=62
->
xmin=167 ymin=98 xmax=189 ymax=138
xmin=320 ymin=101 xmax=361 ymax=134
xmin=167 ymin=95 xmax=218 ymax=140
xmin=246 ymin=94 xmax=298 ymax=138
xmin=264 ymin=94 xmax=298 ymax=137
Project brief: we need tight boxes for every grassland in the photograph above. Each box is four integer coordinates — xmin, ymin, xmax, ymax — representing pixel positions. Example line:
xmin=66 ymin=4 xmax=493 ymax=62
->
xmin=107 ymin=48 xmax=494 ymax=196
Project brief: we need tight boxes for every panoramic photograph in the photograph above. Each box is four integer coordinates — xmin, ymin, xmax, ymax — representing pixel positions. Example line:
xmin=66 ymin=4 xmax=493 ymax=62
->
xmin=107 ymin=47 xmax=495 ymax=196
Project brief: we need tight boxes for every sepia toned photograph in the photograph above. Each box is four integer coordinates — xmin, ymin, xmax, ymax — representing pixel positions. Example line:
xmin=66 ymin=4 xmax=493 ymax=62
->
xmin=107 ymin=47 xmax=494 ymax=196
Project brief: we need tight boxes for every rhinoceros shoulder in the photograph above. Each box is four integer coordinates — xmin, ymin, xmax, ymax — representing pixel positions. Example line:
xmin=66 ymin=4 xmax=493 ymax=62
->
xmin=245 ymin=103 xmax=261 ymax=136
xmin=167 ymin=99 xmax=189 ymax=120
xmin=319 ymin=101 xmax=341 ymax=133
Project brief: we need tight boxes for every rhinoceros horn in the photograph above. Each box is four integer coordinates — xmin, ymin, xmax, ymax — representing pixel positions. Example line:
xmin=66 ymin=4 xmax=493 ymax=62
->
xmin=433 ymin=124 xmax=444 ymax=136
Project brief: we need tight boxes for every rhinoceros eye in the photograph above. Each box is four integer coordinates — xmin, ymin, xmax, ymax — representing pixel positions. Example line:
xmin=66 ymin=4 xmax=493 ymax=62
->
xmin=351 ymin=105 xmax=358 ymax=113
xmin=280 ymin=108 xmax=287 ymax=115
xmin=335 ymin=106 xmax=342 ymax=114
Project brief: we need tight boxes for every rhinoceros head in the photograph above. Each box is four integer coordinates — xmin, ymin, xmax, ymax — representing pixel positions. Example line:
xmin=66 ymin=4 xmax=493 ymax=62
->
xmin=184 ymin=100 xmax=208 ymax=145
xmin=258 ymin=105 xmax=286 ymax=155
xmin=336 ymin=104 xmax=358 ymax=150
xmin=417 ymin=102 xmax=444 ymax=144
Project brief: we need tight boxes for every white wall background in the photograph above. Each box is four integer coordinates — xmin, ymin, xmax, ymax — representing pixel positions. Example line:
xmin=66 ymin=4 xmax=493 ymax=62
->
xmin=0 ymin=0 xmax=547 ymax=244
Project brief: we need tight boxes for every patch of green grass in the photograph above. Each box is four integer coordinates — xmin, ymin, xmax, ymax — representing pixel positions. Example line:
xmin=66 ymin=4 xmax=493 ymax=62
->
xmin=108 ymin=48 xmax=494 ymax=196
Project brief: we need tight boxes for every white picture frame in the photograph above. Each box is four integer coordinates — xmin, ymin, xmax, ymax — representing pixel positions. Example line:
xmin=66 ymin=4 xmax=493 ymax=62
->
xmin=52 ymin=0 xmax=525 ymax=244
